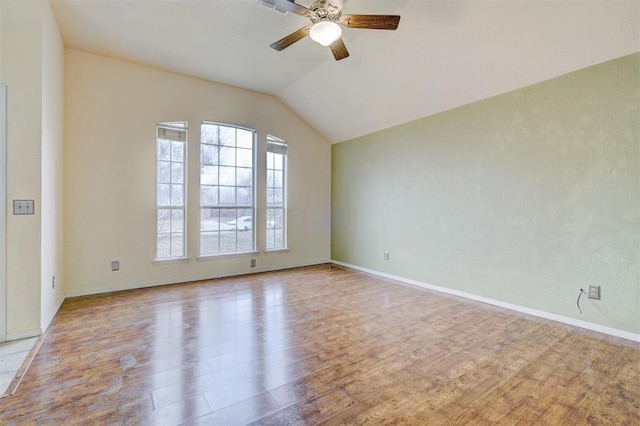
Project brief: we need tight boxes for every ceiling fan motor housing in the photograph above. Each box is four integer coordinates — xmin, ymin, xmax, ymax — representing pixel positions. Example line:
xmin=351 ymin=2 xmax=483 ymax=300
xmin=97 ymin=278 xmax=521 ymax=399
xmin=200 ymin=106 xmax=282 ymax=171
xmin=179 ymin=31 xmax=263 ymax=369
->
xmin=309 ymin=0 xmax=342 ymax=23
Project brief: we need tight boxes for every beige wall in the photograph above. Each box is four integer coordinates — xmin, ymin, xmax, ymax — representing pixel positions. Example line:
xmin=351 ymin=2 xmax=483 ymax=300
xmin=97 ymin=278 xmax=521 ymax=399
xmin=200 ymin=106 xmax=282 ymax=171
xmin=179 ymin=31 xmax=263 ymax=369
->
xmin=0 ymin=0 xmax=64 ymax=338
xmin=333 ymin=54 xmax=639 ymax=336
xmin=2 ymin=0 xmax=43 ymax=338
xmin=40 ymin=0 xmax=65 ymax=331
xmin=64 ymin=49 xmax=331 ymax=294
xmin=0 ymin=1 xmax=4 ymax=341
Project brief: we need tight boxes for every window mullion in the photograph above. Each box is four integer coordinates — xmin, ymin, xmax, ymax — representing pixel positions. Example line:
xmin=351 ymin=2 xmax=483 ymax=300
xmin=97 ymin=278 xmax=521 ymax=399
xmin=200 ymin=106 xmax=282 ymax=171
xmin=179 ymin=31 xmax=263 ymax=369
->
xmin=200 ymin=123 xmax=256 ymax=256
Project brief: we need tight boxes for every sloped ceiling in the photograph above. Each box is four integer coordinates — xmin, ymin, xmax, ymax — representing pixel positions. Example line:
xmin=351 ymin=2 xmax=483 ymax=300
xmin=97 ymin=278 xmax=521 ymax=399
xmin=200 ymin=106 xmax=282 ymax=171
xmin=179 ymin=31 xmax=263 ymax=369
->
xmin=51 ymin=0 xmax=640 ymax=143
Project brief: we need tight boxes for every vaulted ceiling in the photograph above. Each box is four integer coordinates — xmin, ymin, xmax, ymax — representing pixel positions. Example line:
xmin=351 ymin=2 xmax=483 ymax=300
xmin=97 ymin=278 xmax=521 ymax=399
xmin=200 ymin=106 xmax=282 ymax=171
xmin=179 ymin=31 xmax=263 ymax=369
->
xmin=51 ymin=0 xmax=639 ymax=143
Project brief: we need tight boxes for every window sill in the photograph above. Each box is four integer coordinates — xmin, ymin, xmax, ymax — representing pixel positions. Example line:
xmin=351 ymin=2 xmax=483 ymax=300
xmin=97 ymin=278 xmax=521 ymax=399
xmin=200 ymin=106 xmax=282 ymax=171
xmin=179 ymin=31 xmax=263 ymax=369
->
xmin=153 ymin=257 xmax=191 ymax=265
xmin=197 ymin=251 xmax=259 ymax=262
xmin=264 ymin=248 xmax=290 ymax=255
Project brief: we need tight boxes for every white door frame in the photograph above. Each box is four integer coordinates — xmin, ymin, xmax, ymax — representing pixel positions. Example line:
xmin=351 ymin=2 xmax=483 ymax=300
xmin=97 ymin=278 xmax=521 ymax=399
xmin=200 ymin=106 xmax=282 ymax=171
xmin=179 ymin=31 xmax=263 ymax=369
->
xmin=0 ymin=84 xmax=6 ymax=342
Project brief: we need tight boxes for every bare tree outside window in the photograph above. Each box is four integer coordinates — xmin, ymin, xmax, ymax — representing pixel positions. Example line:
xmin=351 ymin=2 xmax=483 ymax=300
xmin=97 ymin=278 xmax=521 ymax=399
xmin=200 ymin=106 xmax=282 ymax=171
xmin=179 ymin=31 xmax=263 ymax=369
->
xmin=200 ymin=123 xmax=256 ymax=255
xmin=156 ymin=122 xmax=187 ymax=259
xmin=266 ymin=135 xmax=287 ymax=251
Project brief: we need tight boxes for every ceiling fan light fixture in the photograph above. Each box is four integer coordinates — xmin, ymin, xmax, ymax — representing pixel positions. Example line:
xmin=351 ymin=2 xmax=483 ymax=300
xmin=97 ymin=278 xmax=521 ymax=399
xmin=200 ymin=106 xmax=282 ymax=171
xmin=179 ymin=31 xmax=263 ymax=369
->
xmin=309 ymin=20 xmax=342 ymax=46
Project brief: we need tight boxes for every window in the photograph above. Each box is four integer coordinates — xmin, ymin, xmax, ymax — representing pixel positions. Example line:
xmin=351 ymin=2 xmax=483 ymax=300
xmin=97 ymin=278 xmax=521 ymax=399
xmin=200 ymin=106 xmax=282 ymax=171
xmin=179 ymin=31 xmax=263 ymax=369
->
xmin=200 ymin=123 xmax=256 ymax=255
xmin=266 ymin=135 xmax=287 ymax=251
xmin=156 ymin=122 xmax=187 ymax=259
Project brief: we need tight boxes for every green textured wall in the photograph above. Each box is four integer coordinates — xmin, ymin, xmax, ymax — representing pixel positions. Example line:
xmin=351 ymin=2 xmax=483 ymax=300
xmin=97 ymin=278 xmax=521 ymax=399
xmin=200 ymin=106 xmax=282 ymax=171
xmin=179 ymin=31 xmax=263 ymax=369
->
xmin=332 ymin=53 xmax=639 ymax=335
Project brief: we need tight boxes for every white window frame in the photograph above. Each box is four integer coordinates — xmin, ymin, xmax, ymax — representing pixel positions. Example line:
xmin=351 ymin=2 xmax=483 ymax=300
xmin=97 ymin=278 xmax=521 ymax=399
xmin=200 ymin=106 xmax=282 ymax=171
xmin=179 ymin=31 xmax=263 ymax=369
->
xmin=155 ymin=122 xmax=187 ymax=261
xmin=199 ymin=122 xmax=257 ymax=258
xmin=266 ymin=135 xmax=288 ymax=252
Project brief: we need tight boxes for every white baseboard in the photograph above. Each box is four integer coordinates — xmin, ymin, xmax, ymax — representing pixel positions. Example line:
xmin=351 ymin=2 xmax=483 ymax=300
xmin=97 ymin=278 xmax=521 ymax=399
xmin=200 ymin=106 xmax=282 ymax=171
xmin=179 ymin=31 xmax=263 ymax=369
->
xmin=65 ymin=260 xmax=330 ymax=298
xmin=331 ymin=260 xmax=640 ymax=343
xmin=6 ymin=329 xmax=42 ymax=342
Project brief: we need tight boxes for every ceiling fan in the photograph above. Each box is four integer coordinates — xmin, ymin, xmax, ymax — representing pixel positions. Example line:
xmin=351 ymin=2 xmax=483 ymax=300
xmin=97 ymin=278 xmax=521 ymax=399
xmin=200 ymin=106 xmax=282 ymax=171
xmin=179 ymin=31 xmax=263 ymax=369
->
xmin=259 ymin=0 xmax=401 ymax=61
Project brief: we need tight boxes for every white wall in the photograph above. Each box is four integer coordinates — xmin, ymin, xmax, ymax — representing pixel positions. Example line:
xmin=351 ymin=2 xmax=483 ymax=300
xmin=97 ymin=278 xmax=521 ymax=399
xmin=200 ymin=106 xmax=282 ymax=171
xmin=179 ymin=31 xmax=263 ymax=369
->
xmin=0 ymin=1 xmax=5 ymax=338
xmin=1 ymin=0 xmax=42 ymax=338
xmin=0 ymin=0 xmax=65 ymax=338
xmin=40 ymin=0 xmax=65 ymax=331
xmin=64 ymin=49 xmax=331 ymax=295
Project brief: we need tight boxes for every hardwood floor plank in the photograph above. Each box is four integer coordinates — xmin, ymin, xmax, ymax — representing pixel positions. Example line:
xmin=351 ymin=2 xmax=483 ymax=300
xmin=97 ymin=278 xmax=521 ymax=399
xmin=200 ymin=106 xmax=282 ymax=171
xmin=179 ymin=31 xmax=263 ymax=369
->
xmin=194 ymin=391 xmax=281 ymax=425
xmin=0 ymin=264 xmax=637 ymax=424
xmin=248 ymin=388 xmax=357 ymax=426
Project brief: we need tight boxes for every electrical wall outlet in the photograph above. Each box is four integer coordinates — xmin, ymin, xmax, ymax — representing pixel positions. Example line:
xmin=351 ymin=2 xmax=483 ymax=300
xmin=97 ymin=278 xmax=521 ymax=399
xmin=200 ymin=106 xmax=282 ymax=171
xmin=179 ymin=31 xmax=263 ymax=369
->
xmin=111 ymin=260 xmax=120 ymax=271
xmin=250 ymin=259 xmax=256 ymax=268
xmin=13 ymin=200 xmax=34 ymax=215
xmin=384 ymin=252 xmax=390 ymax=260
xmin=588 ymin=286 xmax=601 ymax=300
xmin=52 ymin=276 xmax=55 ymax=289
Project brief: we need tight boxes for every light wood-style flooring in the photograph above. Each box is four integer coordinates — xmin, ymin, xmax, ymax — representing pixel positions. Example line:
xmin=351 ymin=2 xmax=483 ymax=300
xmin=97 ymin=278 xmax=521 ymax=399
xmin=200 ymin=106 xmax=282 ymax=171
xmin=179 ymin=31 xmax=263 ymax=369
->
xmin=0 ymin=264 xmax=638 ymax=424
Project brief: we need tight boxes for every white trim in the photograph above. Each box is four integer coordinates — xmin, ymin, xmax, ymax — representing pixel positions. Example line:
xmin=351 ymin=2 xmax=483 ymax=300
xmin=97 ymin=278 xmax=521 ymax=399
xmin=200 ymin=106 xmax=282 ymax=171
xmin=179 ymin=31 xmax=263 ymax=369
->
xmin=264 ymin=248 xmax=290 ymax=255
xmin=153 ymin=256 xmax=191 ymax=265
xmin=65 ymin=260 xmax=330 ymax=298
xmin=41 ymin=296 xmax=65 ymax=333
xmin=0 ymin=85 xmax=6 ymax=342
xmin=196 ymin=251 xmax=259 ymax=262
xmin=6 ymin=328 xmax=42 ymax=342
xmin=331 ymin=260 xmax=640 ymax=343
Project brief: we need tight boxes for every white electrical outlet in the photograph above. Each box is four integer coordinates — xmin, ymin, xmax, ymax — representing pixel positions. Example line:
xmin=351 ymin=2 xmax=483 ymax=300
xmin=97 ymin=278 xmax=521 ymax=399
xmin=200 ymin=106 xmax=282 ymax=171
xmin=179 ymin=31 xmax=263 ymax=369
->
xmin=384 ymin=252 xmax=390 ymax=260
xmin=588 ymin=286 xmax=601 ymax=300
xmin=111 ymin=260 xmax=120 ymax=271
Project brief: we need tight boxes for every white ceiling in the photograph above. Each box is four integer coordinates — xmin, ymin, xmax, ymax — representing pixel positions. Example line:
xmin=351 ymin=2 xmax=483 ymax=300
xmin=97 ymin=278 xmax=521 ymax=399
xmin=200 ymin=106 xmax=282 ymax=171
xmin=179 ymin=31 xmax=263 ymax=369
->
xmin=51 ymin=0 xmax=640 ymax=143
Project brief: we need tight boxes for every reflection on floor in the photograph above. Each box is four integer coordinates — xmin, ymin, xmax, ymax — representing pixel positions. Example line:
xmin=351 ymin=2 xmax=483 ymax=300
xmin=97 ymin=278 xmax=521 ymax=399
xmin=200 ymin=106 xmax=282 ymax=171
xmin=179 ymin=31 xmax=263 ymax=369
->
xmin=0 ymin=265 xmax=639 ymax=423
xmin=0 ymin=337 xmax=38 ymax=397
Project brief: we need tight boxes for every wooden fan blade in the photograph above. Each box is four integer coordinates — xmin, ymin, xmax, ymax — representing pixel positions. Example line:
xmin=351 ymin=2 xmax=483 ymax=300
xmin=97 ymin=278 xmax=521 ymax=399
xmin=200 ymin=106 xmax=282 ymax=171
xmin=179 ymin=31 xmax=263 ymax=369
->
xmin=340 ymin=14 xmax=400 ymax=30
xmin=270 ymin=26 xmax=311 ymax=51
xmin=330 ymin=38 xmax=350 ymax=61
xmin=261 ymin=0 xmax=311 ymax=16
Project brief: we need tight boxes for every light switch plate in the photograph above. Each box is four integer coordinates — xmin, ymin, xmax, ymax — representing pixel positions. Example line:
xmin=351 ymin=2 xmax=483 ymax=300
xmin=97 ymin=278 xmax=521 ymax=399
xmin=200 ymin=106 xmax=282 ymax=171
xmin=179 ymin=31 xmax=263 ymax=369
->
xmin=13 ymin=200 xmax=34 ymax=215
